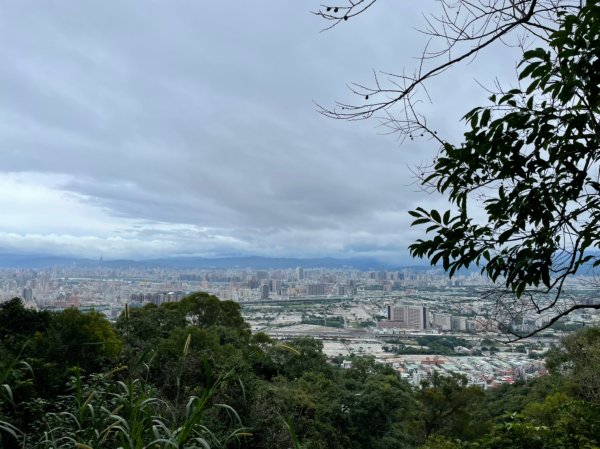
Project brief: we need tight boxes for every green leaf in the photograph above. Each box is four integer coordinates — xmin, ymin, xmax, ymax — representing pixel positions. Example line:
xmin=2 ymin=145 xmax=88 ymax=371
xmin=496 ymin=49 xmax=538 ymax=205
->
xmin=411 ymin=218 xmax=430 ymax=226
xmin=523 ymin=48 xmax=548 ymax=61
xmin=541 ymin=266 xmax=551 ymax=288
xmin=443 ymin=210 xmax=451 ymax=225
xmin=480 ymin=108 xmax=491 ymax=126
xmin=426 ymin=224 xmax=440 ymax=233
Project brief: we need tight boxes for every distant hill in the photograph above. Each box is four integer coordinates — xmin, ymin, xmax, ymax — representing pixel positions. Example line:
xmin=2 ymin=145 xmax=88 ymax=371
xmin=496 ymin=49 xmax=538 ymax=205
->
xmin=0 ymin=254 xmax=91 ymax=269
xmin=137 ymin=256 xmax=386 ymax=270
xmin=0 ymin=253 xmax=430 ymax=271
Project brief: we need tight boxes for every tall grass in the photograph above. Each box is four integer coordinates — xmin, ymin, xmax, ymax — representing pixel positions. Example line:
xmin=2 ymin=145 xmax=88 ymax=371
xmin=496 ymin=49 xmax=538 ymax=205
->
xmin=20 ymin=373 xmax=244 ymax=448
xmin=0 ymin=329 xmax=249 ymax=449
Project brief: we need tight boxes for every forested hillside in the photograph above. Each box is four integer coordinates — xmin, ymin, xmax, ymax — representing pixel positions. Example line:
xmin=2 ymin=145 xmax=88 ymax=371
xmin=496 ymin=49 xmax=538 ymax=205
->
xmin=1 ymin=294 xmax=599 ymax=449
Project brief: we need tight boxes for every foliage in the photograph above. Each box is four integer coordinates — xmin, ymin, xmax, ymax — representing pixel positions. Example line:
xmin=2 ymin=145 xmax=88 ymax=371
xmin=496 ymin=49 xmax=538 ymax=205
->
xmin=301 ymin=314 xmax=345 ymax=328
xmin=545 ymin=327 xmax=600 ymax=405
xmin=408 ymin=2 xmax=600 ymax=335
xmin=180 ymin=292 xmax=250 ymax=333
xmin=387 ymin=336 xmax=473 ymax=356
xmin=39 ymin=308 xmax=122 ymax=374
xmin=0 ymin=298 xmax=50 ymax=348
xmin=116 ymin=292 xmax=250 ymax=352
xmin=415 ymin=373 xmax=486 ymax=441
xmin=469 ymin=398 xmax=600 ymax=449
xmin=116 ymin=302 xmax=187 ymax=351
xmin=266 ymin=337 xmax=331 ymax=380
xmin=1 ymin=293 xmax=600 ymax=449
xmin=22 ymin=368 xmax=248 ymax=449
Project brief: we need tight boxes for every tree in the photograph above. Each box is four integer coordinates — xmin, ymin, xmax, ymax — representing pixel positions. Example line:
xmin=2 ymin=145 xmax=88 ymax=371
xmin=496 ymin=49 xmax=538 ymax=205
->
xmin=39 ymin=308 xmax=122 ymax=374
xmin=179 ymin=292 xmax=250 ymax=334
xmin=115 ymin=292 xmax=250 ymax=352
xmin=317 ymin=1 xmax=600 ymax=338
xmin=545 ymin=327 xmax=600 ymax=405
xmin=116 ymin=302 xmax=187 ymax=351
xmin=408 ymin=2 xmax=600 ymax=337
xmin=415 ymin=372 xmax=486 ymax=442
xmin=345 ymin=371 xmax=416 ymax=449
xmin=268 ymin=337 xmax=330 ymax=380
xmin=0 ymin=298 xmax=50 ymax=352
xmin=469 ymin=394 xmax=600 ymax=449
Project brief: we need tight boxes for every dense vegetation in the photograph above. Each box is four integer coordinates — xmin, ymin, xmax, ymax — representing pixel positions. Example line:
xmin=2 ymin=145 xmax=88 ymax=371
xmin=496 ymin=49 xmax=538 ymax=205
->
xmin=1 ymin=294 xmax=599 ymax=449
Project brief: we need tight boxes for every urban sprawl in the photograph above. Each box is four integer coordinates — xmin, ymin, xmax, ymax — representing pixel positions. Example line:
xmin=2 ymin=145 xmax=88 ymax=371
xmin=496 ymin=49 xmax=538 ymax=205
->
xmin=4 ymin=265 xmax=600 ymax=389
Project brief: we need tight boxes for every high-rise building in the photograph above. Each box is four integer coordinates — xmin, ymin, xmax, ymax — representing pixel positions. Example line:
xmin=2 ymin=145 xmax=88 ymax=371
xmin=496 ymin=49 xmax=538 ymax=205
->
xmin=307 ymin=283 xmax=325 ymax=296
xmin=433 ymin=313 xmax=452 ymax=331
xmin=451 ymin=316 xmax=467 ymax=331
xmin=384 ymin=304 xmax=428 ymax=329
xmin=269 ymin=279 xmax=282 ymax=293
xmin=260 ymin=284 xmax=270 ymax=300
xmin=21 ymin=287 xmax=33 ymax=301
xmin=296 ymin=267 xmax=304 ymax=281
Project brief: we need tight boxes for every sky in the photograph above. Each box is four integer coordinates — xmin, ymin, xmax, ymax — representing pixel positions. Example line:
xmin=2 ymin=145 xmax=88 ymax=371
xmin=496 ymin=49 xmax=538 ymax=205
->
xmin=0 ymin=1 xmax=523 ymax=263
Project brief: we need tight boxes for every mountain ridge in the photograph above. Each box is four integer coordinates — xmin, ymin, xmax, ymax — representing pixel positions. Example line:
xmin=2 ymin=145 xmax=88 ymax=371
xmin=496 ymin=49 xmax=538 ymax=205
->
xmin=0 ymin=253 xmax=430 ymax=270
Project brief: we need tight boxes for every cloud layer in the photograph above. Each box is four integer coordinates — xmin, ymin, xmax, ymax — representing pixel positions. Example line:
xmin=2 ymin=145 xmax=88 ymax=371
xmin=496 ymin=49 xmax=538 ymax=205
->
xmin=0 ymin=1 xmax=521 ymax=262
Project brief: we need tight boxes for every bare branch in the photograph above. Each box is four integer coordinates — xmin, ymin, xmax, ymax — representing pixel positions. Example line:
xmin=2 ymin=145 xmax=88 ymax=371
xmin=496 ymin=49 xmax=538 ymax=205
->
xmin=320 ymin=0 xmax=539 ymax=122
xmin=313 ymin=0 xmax=378 ymax=31
xmin=508 ymin=304 xmax=600 ymax=341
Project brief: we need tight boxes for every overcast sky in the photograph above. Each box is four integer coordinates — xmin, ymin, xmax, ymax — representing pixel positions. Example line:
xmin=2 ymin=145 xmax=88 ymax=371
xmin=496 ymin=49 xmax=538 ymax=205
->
xmin=0 ymin=1 xmax=522 ymax=263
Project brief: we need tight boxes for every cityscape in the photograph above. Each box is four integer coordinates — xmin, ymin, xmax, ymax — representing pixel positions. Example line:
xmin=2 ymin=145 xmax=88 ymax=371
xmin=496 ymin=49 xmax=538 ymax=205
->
xmin=3 ymin=261 xmax=598 ymax=388
xmin=1 ymin=1 xmax=599 ymax=447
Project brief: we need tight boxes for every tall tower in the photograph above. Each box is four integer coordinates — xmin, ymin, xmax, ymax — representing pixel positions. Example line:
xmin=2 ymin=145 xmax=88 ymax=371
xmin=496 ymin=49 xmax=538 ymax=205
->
xmin=260 ymin=284 xmax=270 ymax=300
xmin=296 ymin=266 xmax=304 ymax=281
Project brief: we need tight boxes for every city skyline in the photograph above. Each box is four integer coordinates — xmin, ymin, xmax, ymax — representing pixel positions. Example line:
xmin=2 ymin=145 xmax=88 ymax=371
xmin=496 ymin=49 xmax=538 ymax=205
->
xmin=0 ymin=2 xmax=522 ymax=262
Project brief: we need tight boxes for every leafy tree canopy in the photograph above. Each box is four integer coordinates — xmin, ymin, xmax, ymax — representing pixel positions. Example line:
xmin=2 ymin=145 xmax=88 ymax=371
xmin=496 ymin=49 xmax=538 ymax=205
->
xmin=36 ymin=308 xmax=122 ymax=374
xmin=408 ymin=1 xmax=600 ymax=336
xmin=116 ymin=292 xmax=250 ymax=351
xmin=0 ymin=298 xmax=50 ymax=350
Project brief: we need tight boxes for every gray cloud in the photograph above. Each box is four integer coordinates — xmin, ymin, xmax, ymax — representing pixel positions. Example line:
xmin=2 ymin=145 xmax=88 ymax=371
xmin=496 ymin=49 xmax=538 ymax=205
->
xmin=0 ymin=1 xmax=522 ymax=262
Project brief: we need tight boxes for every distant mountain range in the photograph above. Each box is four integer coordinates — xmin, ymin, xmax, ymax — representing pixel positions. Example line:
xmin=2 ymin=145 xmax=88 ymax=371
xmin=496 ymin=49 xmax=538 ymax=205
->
xmin=0 ymin=253 xmax=431 ymax=271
